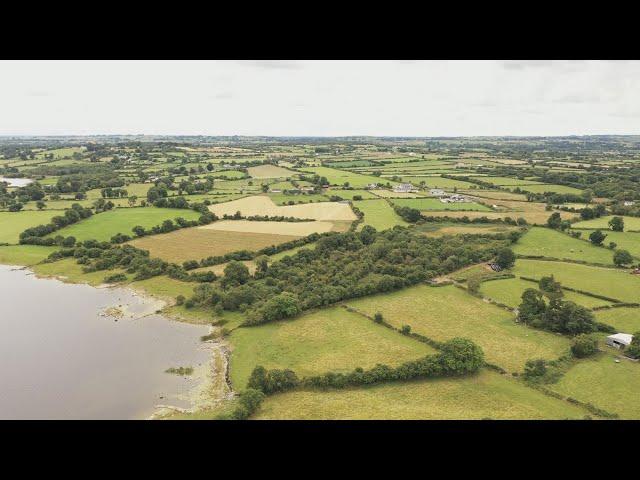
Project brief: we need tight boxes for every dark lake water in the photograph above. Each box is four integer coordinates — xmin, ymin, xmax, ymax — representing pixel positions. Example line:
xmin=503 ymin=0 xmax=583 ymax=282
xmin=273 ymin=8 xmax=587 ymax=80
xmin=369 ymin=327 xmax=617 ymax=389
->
xmin=0 ymin=265 xmax=210 ymax=419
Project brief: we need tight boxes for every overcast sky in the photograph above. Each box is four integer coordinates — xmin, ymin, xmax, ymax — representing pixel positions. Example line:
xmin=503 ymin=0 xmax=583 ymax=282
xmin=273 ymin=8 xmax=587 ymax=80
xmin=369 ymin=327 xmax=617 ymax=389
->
xmin=1 ymin=60 xmax=639 ymax=137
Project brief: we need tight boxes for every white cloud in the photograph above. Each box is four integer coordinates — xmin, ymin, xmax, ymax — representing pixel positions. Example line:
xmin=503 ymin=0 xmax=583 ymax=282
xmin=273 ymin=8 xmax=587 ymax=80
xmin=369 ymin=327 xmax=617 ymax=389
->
xmin=0 ymin=60 xmax=638 ymax=136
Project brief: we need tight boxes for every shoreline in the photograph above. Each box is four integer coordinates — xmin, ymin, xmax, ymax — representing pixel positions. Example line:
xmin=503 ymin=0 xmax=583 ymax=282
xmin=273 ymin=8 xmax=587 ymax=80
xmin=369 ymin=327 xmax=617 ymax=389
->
xmin=0 ymin=261 xmax=232 ymax=420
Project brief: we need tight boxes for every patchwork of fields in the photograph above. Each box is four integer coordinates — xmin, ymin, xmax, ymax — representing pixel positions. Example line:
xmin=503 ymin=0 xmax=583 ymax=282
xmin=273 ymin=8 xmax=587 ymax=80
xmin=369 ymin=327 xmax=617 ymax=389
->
xmin=3 ymin=137 xmax=640 ymax=421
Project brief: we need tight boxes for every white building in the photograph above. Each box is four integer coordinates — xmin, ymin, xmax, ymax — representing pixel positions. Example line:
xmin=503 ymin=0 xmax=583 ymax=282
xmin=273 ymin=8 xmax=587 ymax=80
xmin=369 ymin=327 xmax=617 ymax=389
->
xmin=606 ymin=333 xmax=633 ymax=349
xmin=429 ymin=188 xmax=446 ymax=197
xmin=393 ymin=183 xmax=417 ymax=193
xmin=624 ymin=201 xmax=635 ymax=207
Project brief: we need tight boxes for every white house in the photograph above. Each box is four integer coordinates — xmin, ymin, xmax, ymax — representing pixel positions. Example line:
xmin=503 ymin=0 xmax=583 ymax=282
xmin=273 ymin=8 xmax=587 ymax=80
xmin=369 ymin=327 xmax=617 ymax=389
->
xmin=606 ymin=333 xmax=633 ymax=349
xmin=624 ymin=201 xmax=635 ymax=207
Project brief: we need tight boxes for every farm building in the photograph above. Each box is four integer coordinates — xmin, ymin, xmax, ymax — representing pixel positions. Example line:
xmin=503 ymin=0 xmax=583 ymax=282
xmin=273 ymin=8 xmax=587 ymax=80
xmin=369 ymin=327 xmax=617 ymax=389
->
xmin=440 ymin=194 xmax=470 ymax=204
xmin=488 ymin=262 xmax=503 ymax=272
xmin=367 ymin=183 xmax=379 ymax=190
xmin=429 ymin=188 xmax=446 ymax=197
xmin=393 ymin=183 xmax=417 ymax=193
xmin=624 ymin=201 xmax=635 ymax=207
xmin=606 ymin=333 xmax=633 ymax=349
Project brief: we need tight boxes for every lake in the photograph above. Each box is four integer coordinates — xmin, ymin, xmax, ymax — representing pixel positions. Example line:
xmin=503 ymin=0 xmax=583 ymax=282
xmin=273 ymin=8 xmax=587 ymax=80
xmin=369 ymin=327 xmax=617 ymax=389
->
xmin=0 ymin=177 xmax=33 ymax=187
xmin=0 ymin=265 xmax=211 ymax=419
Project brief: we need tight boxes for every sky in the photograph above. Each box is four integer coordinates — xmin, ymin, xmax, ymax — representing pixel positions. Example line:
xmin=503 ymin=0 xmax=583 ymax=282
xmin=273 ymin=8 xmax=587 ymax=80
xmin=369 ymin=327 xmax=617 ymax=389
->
xmin=1 ymin=60 xmax=639 ymax=137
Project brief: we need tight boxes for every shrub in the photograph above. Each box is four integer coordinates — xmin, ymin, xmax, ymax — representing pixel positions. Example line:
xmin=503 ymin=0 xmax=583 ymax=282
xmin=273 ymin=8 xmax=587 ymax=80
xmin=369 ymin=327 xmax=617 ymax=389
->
xmin=373 ymin=312 xmax=384 ymax=324
xmin=571 ymin=334 xmax=598 ymax=358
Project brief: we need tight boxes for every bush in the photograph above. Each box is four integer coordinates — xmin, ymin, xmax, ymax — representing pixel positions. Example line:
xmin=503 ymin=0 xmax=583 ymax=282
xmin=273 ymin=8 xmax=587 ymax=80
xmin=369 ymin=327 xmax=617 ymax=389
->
xmin=571 ymin=334 xmax=598 ymax=358
xmin=247 ymin=366 xmax=300 ymax=394
xmin=373 ymin=312 xmax=384 ymax=323
xmin=613 ymin=249 xmax=633 ymax=267
xmin=229 ymin=388 xmax=266 ymax=420
xmin=176 ymin=295 xmax=185 ymax=306
xmin=401 ymin=324 xmax=411 ymax=335
xmin=103 ymin=273 xmax=127 ymax=283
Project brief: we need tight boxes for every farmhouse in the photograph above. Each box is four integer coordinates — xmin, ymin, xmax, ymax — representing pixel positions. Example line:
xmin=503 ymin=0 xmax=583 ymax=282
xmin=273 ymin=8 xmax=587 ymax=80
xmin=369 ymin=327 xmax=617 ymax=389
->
xmin=606 ymin=333 xmax=633 ymax=349
xmin=393 ymin=183 xmax=417 ymax=193
xmin=429 ymin=188 xmax=446 ymax=197
xmin=367 ymin=183 xmax=379 ymax=190
xmin=624 ymin=201 xmax=635 ymax=207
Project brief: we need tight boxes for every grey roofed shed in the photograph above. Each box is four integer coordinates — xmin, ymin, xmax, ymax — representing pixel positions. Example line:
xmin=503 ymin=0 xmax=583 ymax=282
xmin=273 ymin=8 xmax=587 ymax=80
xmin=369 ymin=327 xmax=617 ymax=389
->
xmin=606 ymin=333 xmax=633 ymax=349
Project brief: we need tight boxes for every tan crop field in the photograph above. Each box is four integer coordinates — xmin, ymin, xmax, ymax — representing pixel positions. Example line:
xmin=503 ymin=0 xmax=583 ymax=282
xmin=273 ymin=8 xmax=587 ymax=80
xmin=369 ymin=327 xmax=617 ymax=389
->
xmin=247 ymin=165 xmax=297 ymax=178
xmin=199 ymin=219 xmax=335 ymax=236
xmin=128 ymin=227 xmax=301 ymax=263
xmin=208 ymin=195 xmax=357 ymax=221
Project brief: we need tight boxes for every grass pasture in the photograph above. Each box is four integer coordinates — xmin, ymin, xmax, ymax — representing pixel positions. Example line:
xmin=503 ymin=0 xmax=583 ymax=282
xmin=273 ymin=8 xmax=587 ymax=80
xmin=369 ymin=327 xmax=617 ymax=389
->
xmin=570 ymin=215 xmax=640 ymax=232
xmin=353 ymin=199 xmax=408 ymax=231
xmin=254 ymin=369 xmax=587 ymax=419
xmin=594 ymin=307 xmax=640 ymax=333
xmin=229 ymin=306 xmax=434 ymax=390
xmin=301 ymin=166 xmax=399 ymax=188
xmin=345 ymin=284 xmax=570 ymax=373
xmin=51 ymin=207 xmax=201 ymax=242
xmin=480 ymin=277 xmax=613 ymax=309
xmin=513 ymin=259 xmax=640 ymax=303
xmin=0 ymin=211 xmax=61 ymax=244
xmin=129 ymin=227 xmax=301 ymax=263
xmin=513 ymin=227 xmax=614 ymax=265
xmin=0 ymin=245 xmax=58 ymax=266
xmin=517 ymin=184 xmax=584 ymax=195
xmin=550 ymin=352 xmax=640 ymax=419
xmin=391 ymin=198 xmax=492 ymax=212
xmin=247 ymin=165 xmax=297 ymax=178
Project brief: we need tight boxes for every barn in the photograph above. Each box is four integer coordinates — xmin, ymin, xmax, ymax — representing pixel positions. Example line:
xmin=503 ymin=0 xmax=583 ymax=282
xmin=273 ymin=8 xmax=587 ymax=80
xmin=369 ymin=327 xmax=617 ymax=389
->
xmin=606 ymin=333 xmax=633 ymax=349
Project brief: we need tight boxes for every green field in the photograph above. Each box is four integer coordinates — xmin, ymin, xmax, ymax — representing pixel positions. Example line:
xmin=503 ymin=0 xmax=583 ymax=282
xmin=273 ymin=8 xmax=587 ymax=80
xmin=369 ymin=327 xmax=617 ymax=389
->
xmin=480 ymin=277 xmax=613 ymax=309
xmin=345 ymin=284 xmax=570 ymax=373
xmin=228 ymin=307 xmax=434 ymax=390
xmin=0 ymin=245 xmax=58 ymax=266
xmin=517 ymin=184 xmax=584 ymax=195
xmin=594 ymin=307 xmax=640 ymax=333
xmin=328 ymin=189 xmax=378 ymax=200
xmin=398 ymin=176 xmax=476 ymax=189
xmin=571 ymin=215 xmax=640 ymax=232
xmin=50 ymin=207 xmax=202 ymax=241
xmin=353 ymin=199 xmax=408 ymax=231
xmin=477 ymin=176 xmax=544 ymax=186
xmin=0 ymin=211 xmax=60 ymax=244
xmin=573 ymin=230 xmax=640 ymax=258
xmin=390 ymin=198 xmax=492 ymax=212
xmin=513 ymin=259 xmax=640 ymax=303
xmin=254 ymin=369 xmax=587 ymax=419
xmin=513 ymin=227 xmax=614 ymax=265
xmin=550 ymin=352 xmax=640 ymax=419
xmin=301 ymin=166 xmax=399 ymax=188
